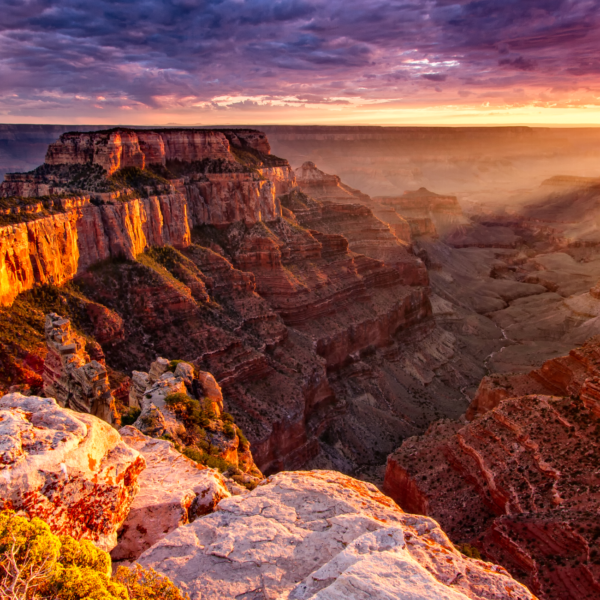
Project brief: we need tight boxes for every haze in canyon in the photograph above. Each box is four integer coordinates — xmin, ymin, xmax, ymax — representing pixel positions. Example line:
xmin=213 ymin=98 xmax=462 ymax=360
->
xmin=2 ymin=1 xmax=600 ymax=600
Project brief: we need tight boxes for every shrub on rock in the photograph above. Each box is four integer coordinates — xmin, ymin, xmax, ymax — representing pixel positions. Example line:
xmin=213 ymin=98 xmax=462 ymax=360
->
xmin=0 ymin=511 xmax=187 ymax=600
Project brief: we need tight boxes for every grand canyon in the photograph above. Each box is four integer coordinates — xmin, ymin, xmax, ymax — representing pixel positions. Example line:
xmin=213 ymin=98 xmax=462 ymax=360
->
xmin=1 ymin=123 xmax=600 ymax=599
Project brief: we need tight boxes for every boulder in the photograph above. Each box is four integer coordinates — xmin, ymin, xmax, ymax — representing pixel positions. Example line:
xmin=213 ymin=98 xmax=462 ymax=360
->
xmin=128 ymin=370 xmax=150 ymax=409
xmin=111 ymin=427 xmax=230 ymax=562
xmin=149 ymin=357 xmax=171 ymax=382
xmin=0 ymin=393 xmax=145 ymax=551
xmin=195 ymin=370 xmax=223 ymax=416
xmin=174 ymin=361 xmax=194 ymax=386
xmin=139 ymin=470 xmax=535 ymax=600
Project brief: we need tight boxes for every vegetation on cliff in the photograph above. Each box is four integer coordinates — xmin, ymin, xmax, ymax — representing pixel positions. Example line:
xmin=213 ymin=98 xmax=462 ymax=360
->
xmin=0 ymin=511 xmax=188 ymax=600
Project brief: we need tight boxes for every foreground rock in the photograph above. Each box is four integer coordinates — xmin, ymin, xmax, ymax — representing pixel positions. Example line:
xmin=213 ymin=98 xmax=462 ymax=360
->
xmin=384 ymin=393 xmax=600 ymax=600
xmin=0 ymin=393 xmax=144 ymax=551
xmin=140 ymin=470 xmax=535 ymax=600
xmin=111 ymin=427 xmax=231 ymax=562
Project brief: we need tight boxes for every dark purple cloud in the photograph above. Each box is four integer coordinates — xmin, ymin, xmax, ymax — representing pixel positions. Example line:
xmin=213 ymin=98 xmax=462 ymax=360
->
xmin=0 ymin=0 xmax=599 ymax=121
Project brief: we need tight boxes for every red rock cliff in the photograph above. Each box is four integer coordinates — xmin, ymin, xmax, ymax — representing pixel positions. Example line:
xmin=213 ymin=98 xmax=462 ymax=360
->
xmin=0 ymin=128 xmax=295 ymax=306
xmin=44 ymin=128 xmax=272 ymax=175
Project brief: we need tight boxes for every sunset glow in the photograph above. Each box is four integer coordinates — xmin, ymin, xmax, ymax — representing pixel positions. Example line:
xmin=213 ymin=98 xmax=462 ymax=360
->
xmin=2 ymin=0 xmax=600 ymax=126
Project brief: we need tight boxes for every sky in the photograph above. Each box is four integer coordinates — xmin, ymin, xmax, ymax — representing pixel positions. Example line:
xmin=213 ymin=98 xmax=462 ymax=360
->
xmin=1 ymin=0 xmax=600 ymax=126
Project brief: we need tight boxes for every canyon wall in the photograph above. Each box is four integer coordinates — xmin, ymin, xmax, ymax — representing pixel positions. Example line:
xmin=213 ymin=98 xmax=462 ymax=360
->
xmin=0 ymin=128 xmax=292 ymax=306
xmin=0 ymin=127 xmax=461 ymax=480
xmin=44 ymin=128 xmax=270 ymax=175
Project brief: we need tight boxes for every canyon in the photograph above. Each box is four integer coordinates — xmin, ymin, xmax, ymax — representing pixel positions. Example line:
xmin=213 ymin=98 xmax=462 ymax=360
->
xmin=3 ymin=125 xmax=600 ymax=599
xmin=0 ymin=127 xmax=488 ymax=482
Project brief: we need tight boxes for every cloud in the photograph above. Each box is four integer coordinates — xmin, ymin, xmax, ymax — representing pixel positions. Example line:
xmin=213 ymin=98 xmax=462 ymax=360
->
xmin=499 ymin=57 xmax=537 ymax=71
xmin=422 ymin=73 xmax=448 ymax=82
xmin=0 ymin=0 xmax=598 ymax=121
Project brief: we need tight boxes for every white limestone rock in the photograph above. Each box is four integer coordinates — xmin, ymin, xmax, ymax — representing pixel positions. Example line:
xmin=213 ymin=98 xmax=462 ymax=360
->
xmin=149 ymin=357 xmax=170 ymax=382
xmin=0 ymin=393 xmax=144 ymax=551
xmin=129 ymin=370 xmax=150 ymax=409
xmin=111 ymin=427 xmax=230 ymax=561
xmin=139 ymin=470 xmax=535 ymax=600
xmin=174 ymin=361 xmax=194 ymax=386
xmin=133 ymin=371 xmax=186 ymax=440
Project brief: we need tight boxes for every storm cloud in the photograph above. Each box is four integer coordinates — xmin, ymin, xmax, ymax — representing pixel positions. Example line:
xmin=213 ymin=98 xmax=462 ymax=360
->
xmin=0 ymin=0 xmax=599 ymax=122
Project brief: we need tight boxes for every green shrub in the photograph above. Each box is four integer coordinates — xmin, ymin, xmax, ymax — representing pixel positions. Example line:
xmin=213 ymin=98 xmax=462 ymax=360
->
xmin=457 ymin=543 xmax=483 ymax=561
xmin=236 ymin=427 xmax=250 ymax=450
xmin=223 ymin=422 xmax=236 ymax=439
xmin=167 ymin=359 xmax=185 ymax=372
xmin=120 ymin=407 xmax=141 ymax=426
xmin=165 ymin=393 xmax=211 ymax=430
xmin=0 ymin=511 xmax=188 ymax=599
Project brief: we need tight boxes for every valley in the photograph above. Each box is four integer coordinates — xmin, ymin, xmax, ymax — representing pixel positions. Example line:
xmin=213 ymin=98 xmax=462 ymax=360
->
xmin=2 ymin=125 xmax=600 ymax=599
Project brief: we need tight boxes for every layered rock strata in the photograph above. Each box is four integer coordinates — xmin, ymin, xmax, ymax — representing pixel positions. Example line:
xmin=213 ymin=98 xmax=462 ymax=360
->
xmin=295 ymin=160 xmax=370 ymax=203
xmin=140 ymin=470 xmax=535 ymax=600
xmin=111 ymin=426 xmax=231 ymax=562
xmin=0 ymin=392 xmax=144 ymax=551
xmin=1 ymin=129 xmax=466 ymax=478
xmin=384 ymin=392 xmax=600 ymax=600
xmin=0 ymin=128 xmax=295 ymax=306
xmin=43 ymin=313 xmax=116 ymax=423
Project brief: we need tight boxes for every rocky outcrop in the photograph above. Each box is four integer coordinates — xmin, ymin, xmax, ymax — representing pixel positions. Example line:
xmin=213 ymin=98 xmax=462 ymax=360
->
xmin=384 ymin=392 xmax=600 ymax=600
xmin=45 ymin=129 xmax=233 ymax=175
xmin=140 ymin=470 xmax=535 ymax=600
xmin=111 ymin=426 xmax=231 ymax=562
xmin=295 ymin=161 xmax=370 ymax=203
xmin=0 ymin=392 xmax=145 ymax=551
xmin=43 ymin=313 xmax=116 ymax=424
xmin=131 ymin=357 xmax=261 ymax=477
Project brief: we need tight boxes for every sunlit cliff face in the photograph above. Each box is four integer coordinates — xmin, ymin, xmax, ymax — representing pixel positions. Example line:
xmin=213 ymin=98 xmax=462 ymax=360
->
xmin=1 ymin=0 xmax=599 ymax=125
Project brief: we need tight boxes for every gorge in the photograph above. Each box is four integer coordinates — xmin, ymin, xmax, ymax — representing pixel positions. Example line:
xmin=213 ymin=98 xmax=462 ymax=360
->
xmin=2 ymin=125 xmax=600 ymax=599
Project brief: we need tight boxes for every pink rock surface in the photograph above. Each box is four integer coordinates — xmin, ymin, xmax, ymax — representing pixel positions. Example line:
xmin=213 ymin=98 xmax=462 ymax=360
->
xmin=111 ymin=426 xmax=230 ymax=562
xmin=0 ymin=393 xmax=145 ymax=551
xmin=139 ymin=470 xmax=535 ymax=600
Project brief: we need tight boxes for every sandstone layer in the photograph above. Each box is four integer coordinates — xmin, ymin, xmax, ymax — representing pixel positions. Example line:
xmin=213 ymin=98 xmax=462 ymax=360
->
xmin=140 ymin=470 xmax=535 ymax=600
xmin=384 ymin=391 xmax=600 ymax=600
xmin=0 ymin=392 xmax=144 ymax=551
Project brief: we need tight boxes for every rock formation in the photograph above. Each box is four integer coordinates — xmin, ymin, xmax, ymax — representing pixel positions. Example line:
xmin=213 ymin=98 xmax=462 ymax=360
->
xmin=295 ymin=160 xmax=370 ymax=203
xmin=111 ymin=426 xmax=231 ymax=562
xmin=43 ymin=313 xmax=116 ymax=423
xmin=0 ymin=392 xmax=144 ymax=551
xmin=139 ymin=470 xmax=535 ymax=600
xmin=0 ymin=129 xmax=487 ymax=480
xmin=0 ymin=128 xmax=296 ymax=306
xmin=384 ymin=389 xmax=600 ymax=600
